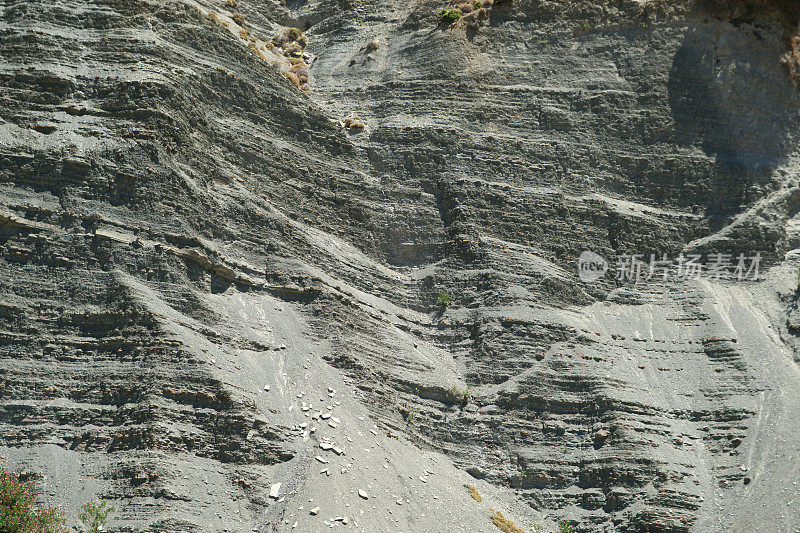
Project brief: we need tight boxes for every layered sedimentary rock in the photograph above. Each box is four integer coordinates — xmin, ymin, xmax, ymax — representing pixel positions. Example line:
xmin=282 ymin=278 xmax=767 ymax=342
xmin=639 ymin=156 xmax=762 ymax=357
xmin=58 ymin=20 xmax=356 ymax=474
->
xmin=1 ymin=0 xmax=799 ymax=531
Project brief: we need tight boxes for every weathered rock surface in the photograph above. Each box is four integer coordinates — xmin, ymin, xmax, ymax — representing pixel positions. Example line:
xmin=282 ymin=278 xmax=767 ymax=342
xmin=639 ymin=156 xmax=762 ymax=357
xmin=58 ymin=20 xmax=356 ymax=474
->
xmin=1 ymin=0 xmax=800 ymax=531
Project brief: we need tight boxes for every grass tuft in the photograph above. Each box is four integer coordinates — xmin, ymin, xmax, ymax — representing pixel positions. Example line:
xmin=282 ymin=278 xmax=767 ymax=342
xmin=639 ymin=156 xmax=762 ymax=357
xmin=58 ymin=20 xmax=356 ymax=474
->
xmin=465 ymin=484 xmax=482 ymax=502
xmin=490 ymin=509 xmax=524 ymax=533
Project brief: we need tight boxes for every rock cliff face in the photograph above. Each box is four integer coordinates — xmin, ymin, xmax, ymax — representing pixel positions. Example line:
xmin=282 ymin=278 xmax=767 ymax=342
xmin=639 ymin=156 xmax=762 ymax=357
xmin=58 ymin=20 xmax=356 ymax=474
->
xmin=2 ymin=0 xmax=800 ymax=531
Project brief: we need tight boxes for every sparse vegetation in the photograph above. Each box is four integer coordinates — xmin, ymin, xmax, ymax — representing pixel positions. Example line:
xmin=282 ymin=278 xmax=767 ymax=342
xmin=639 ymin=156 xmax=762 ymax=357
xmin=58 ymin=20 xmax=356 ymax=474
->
xmin=465 ymin=484 xmax=482 ymax=502
xmin=284 ymin=71 xmax=300 ymax=88
xmin=0 ymin=467 xmax=66 ymax=533
xmin=445 ymin=384 xmax=470 ymax=405
xmin=558 ymin=520 xmax=576 ymax=533
xmin=225 ymin=0 xmax=237 ymax=6
xmin=232 ymin=12 xmax=245 ymax=25
xmin=787 ymin=33 xmax=800 ymax=86
xmin=207 ymin=11 xmax=230 ymax=29
xmin=288 ymin=57 xmax=310 ymax=90
xmin=436 ymin=289 xmax=453 ymax=307
xmin=269 ymin=27 xmax=310 ymax=91
xmin=78 ymin=499 xmax=114 ymax=533
xmin=437 ymin=0 xmax=492 ymax=30
xmin=273 ymin=27 xmax=306 ymax=50
xmin=344 ymin=115 xmax=365 ymax=131
xmin=405 ymin=407 xmax=420 ymax=424
xmin=489 ymin=509 xmax=524 ymax=533
xmin=439 ymin=8 xmax=462 ymax=23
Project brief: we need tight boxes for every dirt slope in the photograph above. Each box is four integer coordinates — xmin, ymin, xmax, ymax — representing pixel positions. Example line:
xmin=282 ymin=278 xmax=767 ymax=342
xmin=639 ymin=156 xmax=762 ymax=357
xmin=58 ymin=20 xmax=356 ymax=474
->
xmin=1 ymin=0 xmax=800 ymax=531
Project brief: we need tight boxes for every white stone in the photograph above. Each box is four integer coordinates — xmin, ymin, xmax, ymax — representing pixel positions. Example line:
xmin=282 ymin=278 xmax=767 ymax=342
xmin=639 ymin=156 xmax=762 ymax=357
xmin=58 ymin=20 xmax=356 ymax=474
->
xmin=269 ymin=483 xmax=281 ymax=499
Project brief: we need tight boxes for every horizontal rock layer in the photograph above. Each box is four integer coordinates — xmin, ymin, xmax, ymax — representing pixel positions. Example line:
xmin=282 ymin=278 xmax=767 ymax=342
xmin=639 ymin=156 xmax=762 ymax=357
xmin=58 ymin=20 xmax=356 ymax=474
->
xmin=1 ymin=0 xmax=800 ymax=531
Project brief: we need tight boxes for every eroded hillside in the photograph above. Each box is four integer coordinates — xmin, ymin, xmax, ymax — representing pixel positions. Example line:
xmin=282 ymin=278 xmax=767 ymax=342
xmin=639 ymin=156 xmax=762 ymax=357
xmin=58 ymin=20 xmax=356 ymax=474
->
xmin=1 ymin=0 xmax=800 ymax=531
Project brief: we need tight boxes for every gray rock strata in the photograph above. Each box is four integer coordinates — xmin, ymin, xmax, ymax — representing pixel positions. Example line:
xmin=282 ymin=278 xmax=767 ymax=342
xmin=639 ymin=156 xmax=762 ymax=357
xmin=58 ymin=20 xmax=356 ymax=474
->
xmin=1 ymin=0 xmax=800 ymax=531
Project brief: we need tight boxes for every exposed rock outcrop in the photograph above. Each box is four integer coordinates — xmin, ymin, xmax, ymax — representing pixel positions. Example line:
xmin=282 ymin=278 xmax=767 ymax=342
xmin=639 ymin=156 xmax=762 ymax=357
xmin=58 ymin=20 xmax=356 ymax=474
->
xmin=1 ymin=0 xmax=799 ymax=531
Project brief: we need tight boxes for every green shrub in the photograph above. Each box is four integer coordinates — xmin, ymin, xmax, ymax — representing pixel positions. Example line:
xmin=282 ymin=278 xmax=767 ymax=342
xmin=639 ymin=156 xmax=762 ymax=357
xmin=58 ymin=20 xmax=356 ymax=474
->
xmin=0 ymin=468 xmax=66 ymax=533
xmin=439 ymin=8 xmax=462 ymax=23
xmin=558 ymin=520 xmax=576 ymax=533
xmin=435 ymin=289 xmax=453 ymax=307
xmin=78 ymin=499 xmax=114 ymax=533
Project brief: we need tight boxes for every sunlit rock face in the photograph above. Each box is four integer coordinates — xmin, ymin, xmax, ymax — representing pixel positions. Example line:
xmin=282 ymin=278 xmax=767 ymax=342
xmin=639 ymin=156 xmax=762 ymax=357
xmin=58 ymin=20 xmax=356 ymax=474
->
xmin=1 ymin=0 xmax=799 ymax=531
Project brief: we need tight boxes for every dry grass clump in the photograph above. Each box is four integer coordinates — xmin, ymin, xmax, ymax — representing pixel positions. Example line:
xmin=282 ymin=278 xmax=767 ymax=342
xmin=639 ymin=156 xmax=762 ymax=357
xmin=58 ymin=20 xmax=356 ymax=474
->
xmin=343 ymin=115 xmax=365 ymax=130
xmin=233 ymin=12 xmax=245 ymax=25
xmin=225 ymin=0 xmax=237 ymax=6
xmin=439 ymin=0 xmax=492 ymax=28
xmin=284 ymin=71 xmax=300 ymax=88
xmin=270 ymin=27 xmax=310 ymax=91
xmin=463 ymin=6 xmax=488 ymax=27
xmin=490 ymin=509 xmax=525 ymax=533
xmin=272 ymin=27 xmax=307 ymax=51
xmin=288 ymin=57 xmax=310 ymax=90
xmin=465 ymin=484 xmax=482 ymax=502
xmin=786 ymin=34 xmax=800 ymax=84
xmin=208 ymin=11 xmax=230 ymax=29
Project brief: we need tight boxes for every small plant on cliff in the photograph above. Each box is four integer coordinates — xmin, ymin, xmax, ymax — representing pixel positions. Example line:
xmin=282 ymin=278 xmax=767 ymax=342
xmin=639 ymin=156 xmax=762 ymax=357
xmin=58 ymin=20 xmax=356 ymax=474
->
xmin=445 ymin=384 xmax=470 ymax=405
xmin=489 ymin=509 xmax=524 ymax=533
xmin=272 ymin=27 xmax=306 ymax=50
xmin=445 ymin=386 xmax=460 ymax=403
xmin=0 ymin=467 xmax=66 ymax=533
xmin=439 ymin=8 xmax=462 ymax=23
xmin=78 ymin=499 xmax=114 ymax=533
xmin=558 ymin=520 xmax=576 ymax=533
xmin=436 ymin=289 xmax=453 ymax=307
xmin=465 ymin=484 xmax=482 ymax=502
xmin=405 ymin=407 xmax=420 ymax=424
xmin=344 ymin=115 xmax=365 ymax=130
